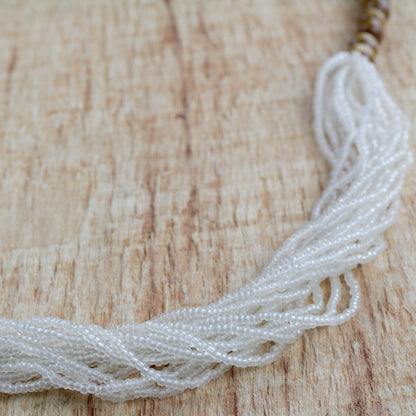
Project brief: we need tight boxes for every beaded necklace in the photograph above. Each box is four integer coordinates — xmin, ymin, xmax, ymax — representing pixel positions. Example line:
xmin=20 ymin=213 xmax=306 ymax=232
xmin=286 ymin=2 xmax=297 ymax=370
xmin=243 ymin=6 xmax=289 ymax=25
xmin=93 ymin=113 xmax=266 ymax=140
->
xmin=1 ymin=0 xmax=411 ymax=402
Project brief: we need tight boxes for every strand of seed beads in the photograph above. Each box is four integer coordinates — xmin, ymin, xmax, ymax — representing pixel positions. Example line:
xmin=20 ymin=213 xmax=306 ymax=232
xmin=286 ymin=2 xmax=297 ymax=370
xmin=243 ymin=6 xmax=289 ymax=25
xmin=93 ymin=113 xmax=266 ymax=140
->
xmin=349 ymin=0 xmax=390 ymax=61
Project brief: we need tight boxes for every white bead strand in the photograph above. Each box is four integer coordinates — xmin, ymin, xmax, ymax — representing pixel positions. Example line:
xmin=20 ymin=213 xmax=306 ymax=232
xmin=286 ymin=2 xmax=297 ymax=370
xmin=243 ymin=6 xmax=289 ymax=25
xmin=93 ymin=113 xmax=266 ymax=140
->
xmin=0 ymin=51 xmax=411 ymax=402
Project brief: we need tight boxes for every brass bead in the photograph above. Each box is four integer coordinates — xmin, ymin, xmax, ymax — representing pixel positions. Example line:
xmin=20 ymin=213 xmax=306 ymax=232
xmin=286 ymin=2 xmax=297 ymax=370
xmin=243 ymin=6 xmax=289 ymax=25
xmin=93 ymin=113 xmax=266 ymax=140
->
xmin=349 ymin=42 xmax=377 ymax=62
xmin=353 ymin=0 xmax=389 ymax=58
xmin=356 ymin=31 xmax=379 ymax=51
xmin=362 ymin=6 xmax=387 ymax=24
xmin=359 ymin=15 xmax=384 ymax=41
xmin=364 ymin=0 xmax=390 ymax=18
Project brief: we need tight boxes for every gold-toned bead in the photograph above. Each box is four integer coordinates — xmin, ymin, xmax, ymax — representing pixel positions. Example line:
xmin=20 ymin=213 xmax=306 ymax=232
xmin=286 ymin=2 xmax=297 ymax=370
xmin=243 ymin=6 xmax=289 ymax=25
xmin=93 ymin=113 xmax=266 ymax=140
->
xmin=365 ymin=0 xmax=390 ymax=18
xmin=364 ymin=6 xmax=387 ymax=24
xmin=356 ymin=31 xmax=379 ymax=51
xmin=349 ymin=42 xmax=377 ymax=62
xmin=359 ymin=16 xmax=384 ymax=41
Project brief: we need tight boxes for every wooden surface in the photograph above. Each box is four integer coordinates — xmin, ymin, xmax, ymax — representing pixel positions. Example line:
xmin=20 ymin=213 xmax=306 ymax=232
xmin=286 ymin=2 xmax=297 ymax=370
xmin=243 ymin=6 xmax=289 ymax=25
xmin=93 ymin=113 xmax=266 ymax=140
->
xmin=0 ymin=0 xmax=415 ymax=414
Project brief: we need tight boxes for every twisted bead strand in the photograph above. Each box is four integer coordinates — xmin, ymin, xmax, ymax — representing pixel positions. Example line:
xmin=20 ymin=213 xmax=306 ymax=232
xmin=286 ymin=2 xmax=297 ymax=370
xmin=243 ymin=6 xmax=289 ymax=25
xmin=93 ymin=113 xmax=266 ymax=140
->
xmin=0 ymin=50 xmax=411 ymax=401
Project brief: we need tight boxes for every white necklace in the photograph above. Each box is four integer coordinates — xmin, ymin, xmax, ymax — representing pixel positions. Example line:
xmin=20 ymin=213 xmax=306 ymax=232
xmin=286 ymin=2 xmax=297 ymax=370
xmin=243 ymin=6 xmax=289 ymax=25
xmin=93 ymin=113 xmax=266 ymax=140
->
xmin=1 ymin=1 xmax=411 ymax=403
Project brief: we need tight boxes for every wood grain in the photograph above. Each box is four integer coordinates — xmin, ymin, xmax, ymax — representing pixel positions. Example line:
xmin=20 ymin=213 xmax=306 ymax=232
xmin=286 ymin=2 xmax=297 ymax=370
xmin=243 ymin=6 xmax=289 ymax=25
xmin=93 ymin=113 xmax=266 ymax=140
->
xmin=0 ymin=0 xmax=415 ymax=414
